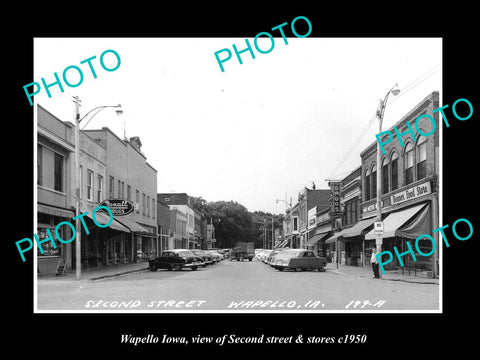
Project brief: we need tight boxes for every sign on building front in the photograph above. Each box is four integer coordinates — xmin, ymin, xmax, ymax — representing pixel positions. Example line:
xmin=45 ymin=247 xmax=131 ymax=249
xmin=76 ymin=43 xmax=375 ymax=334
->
xmin=328 ymin=181 xmax=343 ymax=218
xmin=98 ymin=199 xmax=134 ymax=216
xmin=390 ymin=181 xmax=431 ymax=206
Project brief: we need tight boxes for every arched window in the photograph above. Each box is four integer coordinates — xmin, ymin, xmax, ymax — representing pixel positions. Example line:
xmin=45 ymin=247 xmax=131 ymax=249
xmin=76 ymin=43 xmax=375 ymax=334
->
xmin=391 ymin=152 xmax=399 ymax=191
xmin=371 ymin=163 xmax=377 ymax=199
xmin=405 ymin=142 xmax=414 ymax=185
xmin=382 ymin=157 xmax=389 ymax=195
xmin=416 ymin=136 xmax=427 ymax=180
xmin=365 ymin=168 xmax=371 ymax=201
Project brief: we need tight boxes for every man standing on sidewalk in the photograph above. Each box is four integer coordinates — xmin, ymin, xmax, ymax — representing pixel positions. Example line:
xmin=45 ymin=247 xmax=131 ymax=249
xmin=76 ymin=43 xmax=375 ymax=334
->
xmin=371 ymin=250 xmax=380 ymax=279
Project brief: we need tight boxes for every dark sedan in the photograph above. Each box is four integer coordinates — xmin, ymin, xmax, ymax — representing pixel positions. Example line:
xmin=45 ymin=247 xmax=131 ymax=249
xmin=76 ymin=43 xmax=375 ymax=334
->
xmin=272 ymin=249 xmax=327 ymax=272
xmin=149 ymin=249 xmax=204 ymax=271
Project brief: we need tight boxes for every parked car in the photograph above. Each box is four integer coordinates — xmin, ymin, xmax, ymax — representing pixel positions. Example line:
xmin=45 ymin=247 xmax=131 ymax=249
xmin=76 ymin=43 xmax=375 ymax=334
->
xmin=149 ymin=249 xmax=204 ymax=271
xmin=207 ymin=250 xmax=223 ymax=262
xmin=266 ymin=248 xmax=288 ymax=266
xmin=259 ymin=250 xmax=272 ymax=262
xmin=272 ymin=249 xmax=327 ymax=272
xmin=190 ymin=250 xmax=214 ymax=266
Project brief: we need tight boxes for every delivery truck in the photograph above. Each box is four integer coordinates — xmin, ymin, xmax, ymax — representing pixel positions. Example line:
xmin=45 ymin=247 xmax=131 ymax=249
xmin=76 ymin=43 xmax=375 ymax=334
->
xmin=229 ymin=242 xmax=255 ymax=261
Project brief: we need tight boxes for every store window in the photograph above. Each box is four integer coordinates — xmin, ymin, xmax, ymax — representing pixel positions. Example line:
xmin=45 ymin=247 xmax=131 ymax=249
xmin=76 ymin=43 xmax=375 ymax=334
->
xmin=417 ymin=136 xmax=427 ymax=180
xmin=382 ymin=157 xmax=389 ymax=194
xmin=391 ymin=152 xmax=399 ymax=191
xmin=405 ymin=142 xmax=414 ymax=185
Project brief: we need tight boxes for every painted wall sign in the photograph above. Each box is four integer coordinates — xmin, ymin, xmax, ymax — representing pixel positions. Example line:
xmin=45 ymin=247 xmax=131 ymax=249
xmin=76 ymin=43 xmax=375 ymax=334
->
xmin=99 ymin=199 xmax=134 ymax=216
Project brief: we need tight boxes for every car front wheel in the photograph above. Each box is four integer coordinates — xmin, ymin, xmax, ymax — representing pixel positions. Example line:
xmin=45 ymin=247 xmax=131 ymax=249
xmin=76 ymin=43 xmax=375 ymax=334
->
xmin=191 ymin=266 xmax=198 ymax=271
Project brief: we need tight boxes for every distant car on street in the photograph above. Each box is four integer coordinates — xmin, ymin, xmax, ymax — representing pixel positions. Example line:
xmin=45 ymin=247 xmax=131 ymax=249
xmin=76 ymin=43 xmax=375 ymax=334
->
xmin=207 ymin=250 xmax=223 ymax=262
xmin=272 ymin=249 xmax=327 ymax=272
xmin=191 ymin=250 xmax=214 ymax=266
xmin=149 ymin=249 xmax=204 ymax=271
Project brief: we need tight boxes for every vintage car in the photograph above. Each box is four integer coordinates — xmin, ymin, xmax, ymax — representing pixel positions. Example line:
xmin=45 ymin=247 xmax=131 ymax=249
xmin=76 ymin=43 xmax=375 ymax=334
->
xmin=191 ymin=250 xmax=214 ymax=266
xmin=207 ymin=250 xmax=223 ymax=262
xmin=272 ymin=249 xmax=327 ymax=272
xmin=149 ymin=249 xmax=204 ymax=271
xmin=266 ymin=248 xmax=288 ymax=266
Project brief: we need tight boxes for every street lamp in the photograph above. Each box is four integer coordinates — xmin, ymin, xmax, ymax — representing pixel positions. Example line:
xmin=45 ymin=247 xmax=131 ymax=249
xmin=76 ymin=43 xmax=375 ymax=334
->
xmin=375 ymin=83 xmax=400 ymax=256
xmin=74 ymin=96 xmax=122 ymax=280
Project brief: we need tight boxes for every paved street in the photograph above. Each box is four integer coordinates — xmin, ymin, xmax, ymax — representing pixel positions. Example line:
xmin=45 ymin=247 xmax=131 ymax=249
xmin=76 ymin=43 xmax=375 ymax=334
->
xmin=36 ymin=259 xmax=439 ymax=312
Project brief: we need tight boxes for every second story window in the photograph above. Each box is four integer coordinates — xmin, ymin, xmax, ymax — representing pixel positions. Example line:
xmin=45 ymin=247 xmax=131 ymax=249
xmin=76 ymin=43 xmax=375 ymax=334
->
xmin=391 ymin=152 xmax=399 ymax=191
xmin=86 ymin=170 xmax=93 ymax=201
xmin=382 ymin=157 xmax=389 ymax=195
xmin=405 ymin=142 xmax=414 ymax=185
xmin=54 ymin=152 xmax=63 ymax=192
xmin=417 ymin=136 xmax=427 ymax=180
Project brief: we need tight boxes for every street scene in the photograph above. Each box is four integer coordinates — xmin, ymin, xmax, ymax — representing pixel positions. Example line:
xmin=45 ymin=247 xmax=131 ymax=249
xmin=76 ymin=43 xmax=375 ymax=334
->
xmin=36 ymin=254 xmax=439 ymax=311
xmin=33 ymin=38 xmax=442 ymax=313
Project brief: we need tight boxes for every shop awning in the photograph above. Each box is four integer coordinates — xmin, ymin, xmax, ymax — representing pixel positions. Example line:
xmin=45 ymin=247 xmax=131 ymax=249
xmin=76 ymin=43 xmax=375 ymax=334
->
xmin=305 ymin=232 xmax=330 ymax=246
xmin=365 ymin=203 xmax=429 ymax=240
xmin=37 ymin=203 xmax=74 ymax=219
xmin=341 ymin=217 xmax=376 ymax=238
xmin=114 ymin=217 xmax=149 ymax=233
xmin=86 ymin=212 xmax=130 ymax=233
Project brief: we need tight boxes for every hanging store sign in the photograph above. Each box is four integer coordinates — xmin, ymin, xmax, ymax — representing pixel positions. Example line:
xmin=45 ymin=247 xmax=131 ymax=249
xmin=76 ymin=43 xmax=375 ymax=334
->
xmin=328 ymin=181 xmax=343 ymax=218
xmin=99 ymin=199 xmax=134 ymax=216
xmin=390 ymin=181 xmax=431 ymax=206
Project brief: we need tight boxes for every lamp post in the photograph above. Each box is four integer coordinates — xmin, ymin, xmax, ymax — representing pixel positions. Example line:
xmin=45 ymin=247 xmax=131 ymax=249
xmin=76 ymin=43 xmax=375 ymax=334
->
xmin=74 ymin=96 xmax=122 ymax=280
xmin=375 ymin=83 xmax=400 ymax=256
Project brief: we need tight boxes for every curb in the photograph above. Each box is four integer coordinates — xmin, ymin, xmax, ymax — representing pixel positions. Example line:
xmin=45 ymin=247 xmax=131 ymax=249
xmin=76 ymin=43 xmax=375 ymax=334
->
xmin=327 ymin=269 xmax=438 ymax=285
xmin=90 ymin=267 xmax=149 ymax=281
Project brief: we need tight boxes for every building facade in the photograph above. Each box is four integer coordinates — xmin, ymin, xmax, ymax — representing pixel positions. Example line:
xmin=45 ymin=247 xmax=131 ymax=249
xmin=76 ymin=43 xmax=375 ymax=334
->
xmin=37 ymin=106 xmax=75 ymax=274
xmin=85 ymin=128 xmax=158 ymax=263
xmin=158 ymin=193 xmax=196 ymax=249
xmin=157 ymin=199 xmax=171 ymax=253
xmin=325 ymin=166 xmax=371 ymax=267
xmin=360 ymin=91 xmax=440 ymax=277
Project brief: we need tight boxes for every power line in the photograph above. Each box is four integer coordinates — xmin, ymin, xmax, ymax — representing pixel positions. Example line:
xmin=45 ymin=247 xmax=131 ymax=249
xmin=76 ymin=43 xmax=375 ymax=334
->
xmin=327 ymin=64 xmax=440 ymax=180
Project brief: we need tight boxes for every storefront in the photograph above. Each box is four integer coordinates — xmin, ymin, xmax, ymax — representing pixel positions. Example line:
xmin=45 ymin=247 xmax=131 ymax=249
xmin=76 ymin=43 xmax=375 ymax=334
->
xmin=37 ymin=204 xmax=75 ymax=275
xmin=305 ymin=224 xmax=332 ymax=258
xmin=364 ymin=200 xmax=435 ymax=277
xmin=324 ymin=217 xmax=375 ymax=266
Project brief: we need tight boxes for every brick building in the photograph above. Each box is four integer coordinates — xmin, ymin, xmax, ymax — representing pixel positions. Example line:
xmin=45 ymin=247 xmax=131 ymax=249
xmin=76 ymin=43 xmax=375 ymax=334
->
xmin=361 ymin=91 xmax=440 ymax=277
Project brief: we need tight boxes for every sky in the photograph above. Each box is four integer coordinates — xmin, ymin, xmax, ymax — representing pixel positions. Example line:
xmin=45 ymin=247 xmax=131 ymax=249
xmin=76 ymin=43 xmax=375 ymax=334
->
xmin=34 ymin=37 xmax=441 ymax=214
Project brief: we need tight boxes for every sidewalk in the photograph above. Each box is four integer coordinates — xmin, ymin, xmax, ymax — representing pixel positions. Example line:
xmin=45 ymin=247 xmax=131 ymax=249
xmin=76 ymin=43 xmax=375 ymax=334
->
xmin=38 ymin=262 xmax=150 ymax=281
xmin=327 ymin=264 xmax=439 ymax=285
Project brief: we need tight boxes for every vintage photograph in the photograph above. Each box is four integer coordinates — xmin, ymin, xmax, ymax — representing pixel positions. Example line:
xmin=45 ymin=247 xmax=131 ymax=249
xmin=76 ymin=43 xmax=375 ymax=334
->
xmin=32 ymin=37 xmax=442 ymax=312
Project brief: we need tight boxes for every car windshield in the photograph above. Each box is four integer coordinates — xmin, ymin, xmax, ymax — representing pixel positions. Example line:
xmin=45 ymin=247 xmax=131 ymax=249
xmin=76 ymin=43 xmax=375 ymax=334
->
xmin=177 ymin=251 xmax=194 ymax=258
